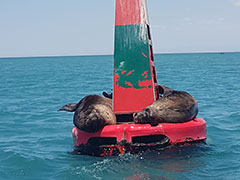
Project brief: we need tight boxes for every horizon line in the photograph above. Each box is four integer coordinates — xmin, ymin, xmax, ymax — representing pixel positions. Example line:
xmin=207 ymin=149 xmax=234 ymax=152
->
xmin=0 ymin=50 xmax=239 ymax=59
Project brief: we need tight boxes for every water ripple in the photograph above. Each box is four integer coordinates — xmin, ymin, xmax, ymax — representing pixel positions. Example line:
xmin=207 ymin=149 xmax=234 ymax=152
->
xmin=1 ymin=53 xmax=240 ymax=180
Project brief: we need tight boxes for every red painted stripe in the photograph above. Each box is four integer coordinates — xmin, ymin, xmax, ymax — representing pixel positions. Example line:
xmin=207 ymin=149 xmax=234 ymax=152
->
xmin=113 ymin=85 xmax=155 ymax=113
xmin=115 ymin=0 xmax=148 ymax=26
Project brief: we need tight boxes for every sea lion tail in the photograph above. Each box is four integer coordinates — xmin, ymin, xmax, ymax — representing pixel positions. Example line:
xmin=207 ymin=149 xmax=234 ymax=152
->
xmin=58 ymin=103 xmax=78 ymax=112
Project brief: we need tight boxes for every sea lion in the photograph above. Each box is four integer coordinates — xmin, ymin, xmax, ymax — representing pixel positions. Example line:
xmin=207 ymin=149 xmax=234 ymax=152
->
xmin=133 ymin=85 xmax=198 ymax=126
xmin=59 ymin=95 xmax=116 ymax=133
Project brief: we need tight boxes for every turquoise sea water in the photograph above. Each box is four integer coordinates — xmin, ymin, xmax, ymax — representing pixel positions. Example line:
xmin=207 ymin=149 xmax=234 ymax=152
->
xmin=0 ymin=52 xmax=240 ymax=180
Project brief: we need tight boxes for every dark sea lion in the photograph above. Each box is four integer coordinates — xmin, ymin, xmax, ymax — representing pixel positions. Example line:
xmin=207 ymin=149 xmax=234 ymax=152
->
xmin=133 ymin=85 xmax=198 ymax=126
xmin=59 ymin=95 xmax=116 ymax=133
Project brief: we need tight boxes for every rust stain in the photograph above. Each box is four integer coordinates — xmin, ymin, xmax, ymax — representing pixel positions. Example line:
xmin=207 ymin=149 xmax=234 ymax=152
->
xmin=126 ymin=70 xmax=135 ymax=76
xmin=142 ymin=52 xmax=148 ymax=58
xmin=125 ymin=82 xmax=134 ymax=88
xmin=121 ymin=70 xmax=126 ymax=74
xmin=141 ymin=71 xmax=147 ymax=76
xmin=114 ymin=74 xmax=120 ymax=82
xmin=138 ymin=80 xmax=152 ymax=88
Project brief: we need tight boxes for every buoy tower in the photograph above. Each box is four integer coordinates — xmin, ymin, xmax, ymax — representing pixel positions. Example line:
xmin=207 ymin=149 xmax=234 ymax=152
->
xmin=113 ymin=0 xmax=159 ymax=114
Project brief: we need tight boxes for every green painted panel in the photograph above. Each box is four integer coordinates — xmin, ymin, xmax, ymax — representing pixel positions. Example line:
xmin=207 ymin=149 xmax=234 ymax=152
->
xmin=114 ymin=24 xmax=152 ymax=89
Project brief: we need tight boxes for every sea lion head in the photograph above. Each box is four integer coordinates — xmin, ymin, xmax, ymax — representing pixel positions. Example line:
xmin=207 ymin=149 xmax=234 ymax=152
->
xmin=74 ymin=107 xmax=111 ymax=133
xmin=133 ymin=107 xmax=159 ymax=126
xmin=158 ymin=84 xmax=174 ymax=97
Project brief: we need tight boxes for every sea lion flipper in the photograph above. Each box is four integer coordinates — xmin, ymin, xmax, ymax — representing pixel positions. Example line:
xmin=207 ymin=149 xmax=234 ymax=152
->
xmin=102 ymin=92 xmax=113 ymax=99
xmin=58 ymin=103 xmax=78 ymax=112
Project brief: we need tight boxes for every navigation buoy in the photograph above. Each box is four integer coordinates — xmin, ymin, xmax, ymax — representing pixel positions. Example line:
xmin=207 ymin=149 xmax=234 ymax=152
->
xmin=72 ymin=0 xmax=207 ymax=156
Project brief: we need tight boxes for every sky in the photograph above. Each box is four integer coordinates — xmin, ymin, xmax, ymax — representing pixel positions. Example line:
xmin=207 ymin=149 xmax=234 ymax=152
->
xmin=0 ymin=0 xmax=240 ymax=57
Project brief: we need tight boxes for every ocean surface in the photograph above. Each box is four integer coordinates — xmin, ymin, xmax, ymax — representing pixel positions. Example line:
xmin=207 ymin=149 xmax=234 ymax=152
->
xmin=0 ymin=52 xmax=240 ymax=180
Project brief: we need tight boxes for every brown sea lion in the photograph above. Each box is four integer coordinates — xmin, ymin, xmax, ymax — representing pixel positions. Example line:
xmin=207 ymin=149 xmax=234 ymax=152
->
xmin=58 ymin=95 xmax=116 ymax=133
xmin=133 ymin=85 xmax=198 ymax=126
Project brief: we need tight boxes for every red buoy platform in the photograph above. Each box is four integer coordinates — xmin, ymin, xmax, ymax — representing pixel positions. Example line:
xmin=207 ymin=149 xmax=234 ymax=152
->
xmin=71 ymin=0 xmax=207 ymax=156
xmin=72 ymin=118 xmax=206 ymax=156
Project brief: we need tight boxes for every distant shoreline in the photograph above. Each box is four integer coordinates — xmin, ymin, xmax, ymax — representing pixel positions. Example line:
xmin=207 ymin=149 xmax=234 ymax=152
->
xmin=0 ymin=51 xmax=239 ymax=59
